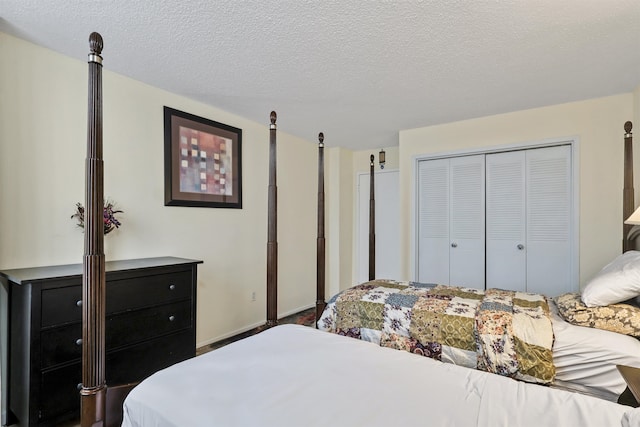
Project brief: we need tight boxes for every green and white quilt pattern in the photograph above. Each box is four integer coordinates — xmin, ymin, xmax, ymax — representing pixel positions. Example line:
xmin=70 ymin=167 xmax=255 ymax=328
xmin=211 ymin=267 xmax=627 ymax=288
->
xmin=318 ymin=280 xmax=555 ymax=384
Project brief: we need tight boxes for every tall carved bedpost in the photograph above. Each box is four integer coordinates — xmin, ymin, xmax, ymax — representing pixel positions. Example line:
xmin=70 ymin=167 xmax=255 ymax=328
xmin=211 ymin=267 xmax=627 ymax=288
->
xmin=369 ymin=154 xmax=375 ymax=280
xmin=624 ymin=121 xmax=635 ymax=251
xmin=81 ymin=32 xmax=106 ymax=427
xmin=266 ymin=111 xmax=278 ymax=328
xmin=316 ymin=133 xmax=326 ymax=323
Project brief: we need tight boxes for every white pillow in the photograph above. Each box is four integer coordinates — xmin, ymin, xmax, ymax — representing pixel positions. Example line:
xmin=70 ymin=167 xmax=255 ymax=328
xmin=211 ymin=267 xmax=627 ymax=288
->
xmin=581 ymin=250 xmax=640 ymax=307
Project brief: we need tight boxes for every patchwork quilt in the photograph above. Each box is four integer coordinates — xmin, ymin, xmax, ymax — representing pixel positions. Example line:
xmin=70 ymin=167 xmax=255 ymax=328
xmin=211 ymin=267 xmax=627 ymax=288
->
xmin=318 ymin=280 xmax=555 ymax=384
xmin=555 ymin=292 xmax=640 ymax=337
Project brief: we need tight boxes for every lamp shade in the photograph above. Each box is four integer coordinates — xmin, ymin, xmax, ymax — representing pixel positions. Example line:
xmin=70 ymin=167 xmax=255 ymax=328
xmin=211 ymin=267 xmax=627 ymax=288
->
xmin=625 ymin=206 xmax=640 ymax=225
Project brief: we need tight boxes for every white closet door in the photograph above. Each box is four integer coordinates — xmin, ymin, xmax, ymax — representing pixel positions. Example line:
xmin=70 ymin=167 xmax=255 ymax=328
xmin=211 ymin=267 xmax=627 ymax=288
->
xmin=417 ymin=158 xmax=450 ymax=284
xmin=449 ymin=155 xmax=485 ymax=289
xmin=486 ymin=151 xmax=526 ymax=291
xmin=526 ymin=145 xmax=572 ymax=296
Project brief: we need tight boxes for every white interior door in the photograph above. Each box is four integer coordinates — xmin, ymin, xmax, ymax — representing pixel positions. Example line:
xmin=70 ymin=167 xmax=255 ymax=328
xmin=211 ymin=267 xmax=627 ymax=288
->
xmin=357 ymin=170 xmax=401 ymax=283
xmin=486 ymin=151 xmax=526 ymax=291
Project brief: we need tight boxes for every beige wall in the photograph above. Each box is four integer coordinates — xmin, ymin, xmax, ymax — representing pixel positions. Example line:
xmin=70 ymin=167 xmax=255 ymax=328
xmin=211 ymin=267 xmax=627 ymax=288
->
xmin=0 ymin=32 xmax=317 ymax=347
xmin=325 ymin=147 xmax=352 ymax=296
xmin=399 ymin=94 xmax=635 ymax=289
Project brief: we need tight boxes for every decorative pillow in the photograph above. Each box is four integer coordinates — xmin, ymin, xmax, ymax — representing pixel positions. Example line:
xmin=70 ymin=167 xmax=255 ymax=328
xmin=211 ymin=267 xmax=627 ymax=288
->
xmin=555 ymin=293 xmax=640 ymax=337
xmin=581 ymin=251 xmax=640 ymax=307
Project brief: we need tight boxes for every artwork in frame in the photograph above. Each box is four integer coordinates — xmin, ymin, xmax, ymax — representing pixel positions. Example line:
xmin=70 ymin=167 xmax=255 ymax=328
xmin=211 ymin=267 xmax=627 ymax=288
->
xmin=164 ymin=106 xmax=242 ymax=208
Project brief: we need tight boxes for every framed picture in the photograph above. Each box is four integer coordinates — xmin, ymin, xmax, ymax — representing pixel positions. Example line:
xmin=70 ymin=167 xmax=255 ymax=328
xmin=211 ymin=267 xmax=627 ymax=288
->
xmin=164 ymin=106 xmax=242 ymax=208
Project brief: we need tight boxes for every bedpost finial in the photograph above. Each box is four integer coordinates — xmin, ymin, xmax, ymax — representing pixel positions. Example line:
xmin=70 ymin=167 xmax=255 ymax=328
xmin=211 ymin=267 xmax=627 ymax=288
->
xmin=318 ymin=132 xmax=324 ymax=145
xmin=89 ymin=32 xmax=103 ymax=55
xmin=625 ymin=121 xmax=633 ymax=135
xmin=370 ymin=154 xmax=375 ymax=165
xmin=269 ymin=111 xmax=277 ymax=130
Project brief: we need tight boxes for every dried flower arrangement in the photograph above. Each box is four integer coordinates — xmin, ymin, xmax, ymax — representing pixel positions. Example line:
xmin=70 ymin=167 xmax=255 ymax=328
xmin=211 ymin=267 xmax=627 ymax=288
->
xmin=71 ymin=199 xmax=123 ymax=235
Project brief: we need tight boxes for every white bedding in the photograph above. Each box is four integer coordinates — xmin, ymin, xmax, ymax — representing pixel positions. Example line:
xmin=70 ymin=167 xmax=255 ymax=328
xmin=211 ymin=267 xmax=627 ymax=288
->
xmin=550 ymin=300 xmax=640 ymax=401
xmin=122 ymin=324 xmax=636 ymax=427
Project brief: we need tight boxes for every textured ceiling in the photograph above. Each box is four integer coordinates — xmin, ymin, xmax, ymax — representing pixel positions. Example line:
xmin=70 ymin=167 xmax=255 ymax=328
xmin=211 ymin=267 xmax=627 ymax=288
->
xmin=1 ymin=0 xmax=639 ymax=150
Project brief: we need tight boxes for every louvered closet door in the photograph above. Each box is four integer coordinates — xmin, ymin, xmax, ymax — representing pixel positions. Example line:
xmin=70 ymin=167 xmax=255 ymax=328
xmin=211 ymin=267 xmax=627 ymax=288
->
xmin=417 ymin=155 xmax=485 ymax=289
xmin=417 ymin=158 xmax=450 ymax=284
xmin=526 ymin=145 xmax=572 ymax=296
xmin=449 ymin=155 xmax=485 ymax=289
xmin=486 ymin=151 xmax=526 ymax=291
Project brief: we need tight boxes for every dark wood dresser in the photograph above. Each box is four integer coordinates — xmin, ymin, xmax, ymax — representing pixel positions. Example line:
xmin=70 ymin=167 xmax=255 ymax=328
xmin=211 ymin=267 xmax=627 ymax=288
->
xmin=0 ymin=256 xmax=201 ymax=427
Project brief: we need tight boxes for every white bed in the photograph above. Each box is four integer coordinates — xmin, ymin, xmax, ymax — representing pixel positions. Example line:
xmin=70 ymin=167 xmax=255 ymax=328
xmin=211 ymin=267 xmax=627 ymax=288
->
xmin=122 ymin=324 xmax=639 ymax=427
xmin=550 ymin=300 xmax=640 ymax=401
xmin=318 ymin=278 xmax=640 ymax=403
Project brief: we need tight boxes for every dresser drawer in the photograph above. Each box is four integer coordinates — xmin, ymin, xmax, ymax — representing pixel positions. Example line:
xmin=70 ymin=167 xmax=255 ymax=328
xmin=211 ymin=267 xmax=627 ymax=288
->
xmin=40 ymin=322 xmax=82 ymax=369
xmin=41 ymin=270 xmax=192 ymax=327
xmin=107 ymin=300 xmax=192 ymax=349
xmin=40 ymin=300 xmax=192 ymax=369
xmin=106 ymin=329 xmax=194 ymax=384
xmin=39 ymin=363 xmax=82 ymax=423
xmin=39 ymin=329 xmax=194 ymax=423
xmin=41 ymin=285 xmax=83 ymax=328
xmin=106 ymin=271 xmax=192 ymax=314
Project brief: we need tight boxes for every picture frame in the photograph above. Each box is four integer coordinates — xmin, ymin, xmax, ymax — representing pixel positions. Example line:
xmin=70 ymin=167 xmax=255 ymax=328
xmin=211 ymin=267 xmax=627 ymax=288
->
xmin=164 ymin=106 xmax=242 ymax=208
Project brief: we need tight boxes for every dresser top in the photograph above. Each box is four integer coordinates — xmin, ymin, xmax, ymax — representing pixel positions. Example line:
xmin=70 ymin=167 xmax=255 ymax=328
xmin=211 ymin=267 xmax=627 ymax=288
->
xmin=0 ymin=256 xmax=203 ymax=284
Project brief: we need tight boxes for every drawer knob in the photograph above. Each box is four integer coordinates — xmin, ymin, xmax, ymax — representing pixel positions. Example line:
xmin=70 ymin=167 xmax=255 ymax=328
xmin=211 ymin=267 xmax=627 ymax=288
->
xmin=75 ymin=338 xmax=83 ymax=346
xmin=169 ymin=284 xmax=176 ymax=291
xmin=77 ymin=383 xmax=83 ymax=391
xmin=168 ymin=315 xmax=175 ymax=322
xmin=76 ymin=300 xmax=83 ymax=307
